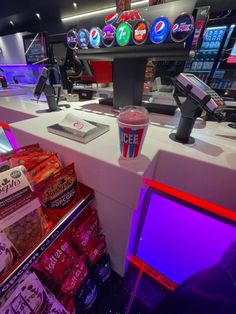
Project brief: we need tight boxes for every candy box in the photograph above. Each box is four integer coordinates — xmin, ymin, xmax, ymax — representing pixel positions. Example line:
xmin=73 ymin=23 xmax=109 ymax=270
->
xmin=0 ymin=232 xmax=18 ymax=277
xmin=0 ymin=272 xmax=69 ymax=314
xmin=0 ymin=166 xmax=44 ymax=256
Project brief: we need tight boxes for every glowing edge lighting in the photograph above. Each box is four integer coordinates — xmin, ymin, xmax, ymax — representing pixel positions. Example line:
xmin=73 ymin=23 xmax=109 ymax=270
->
xmin=61 ymin=0 xmax=149 ymax=22
xmin=144 ymin=179 xmax=236 ymax=223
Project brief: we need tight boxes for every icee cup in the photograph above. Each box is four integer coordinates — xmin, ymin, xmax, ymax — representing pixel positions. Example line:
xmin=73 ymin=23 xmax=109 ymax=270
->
xmin=117 ymin=106 xmax=150 ymax=159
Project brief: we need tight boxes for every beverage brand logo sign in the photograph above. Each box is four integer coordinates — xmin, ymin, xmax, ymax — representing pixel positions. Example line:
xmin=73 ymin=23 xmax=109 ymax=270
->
xmin=171 ymin=13 xmax=194 ymax=42
xmin=89 ymin=27 xmax=102 ymax=48
xmin=172 ymin=23 xmax=192 ymax=33
xmin=77 ymin=28 xmax=89 ymax=49
xmin=105 ymin=13 xmax=119 ymax=24
xmin=102 ymin=25 xmax=116 ymax=47
xmin=133 ymin=21 xmax=149 ymax=45
xmin=116 ymin=22 xmax=132 ymax=46
xmin=67 ymin=30 xmax=78 ymax=50
xmin=150 ymin=17 xmax=170 ymax=44
xmin=105 ymin=10 xmax=141 ymax=24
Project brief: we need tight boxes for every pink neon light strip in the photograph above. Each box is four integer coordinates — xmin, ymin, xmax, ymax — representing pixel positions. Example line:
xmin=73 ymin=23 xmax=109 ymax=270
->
xmin=0 ymin=122 xmax=18 ymax=150
xmin=144 ymin=179 xmax=236 ymax=223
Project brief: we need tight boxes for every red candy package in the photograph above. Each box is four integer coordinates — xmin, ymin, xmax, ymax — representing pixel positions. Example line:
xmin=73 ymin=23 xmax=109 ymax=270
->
xmin=0 ymin=144 xmax=41 ymax=161
xmin=28 ymin=154 xmax=62 ymax=185
xmin=71 ymin=210 xmax=99 ymax=252
xmin=39 ymin=237 xmax=78 ymax=282
xmin=35 ymin=163 xmax=79 ymax=223
xmin=61 ymin=257 xmax=88 ymax=296
xmin=10 ymin=151 xmax=52 ymax=170
xmin=87 ymin=235 xmax=106 ymax=266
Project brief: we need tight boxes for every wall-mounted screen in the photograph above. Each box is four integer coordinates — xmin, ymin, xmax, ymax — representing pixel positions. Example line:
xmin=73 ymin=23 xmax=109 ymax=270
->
xmin=23 ymin=33 xmax=48 ymax=65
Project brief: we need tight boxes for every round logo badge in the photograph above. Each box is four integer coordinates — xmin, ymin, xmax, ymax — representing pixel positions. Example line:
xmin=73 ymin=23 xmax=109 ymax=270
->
xmin=77 ymin=28 xmax=90 ymax=49
xmin=89 ymin=27 xmax=102 ymax=48
xmin=132 ymin=20 xmax=149 ymax=45
xmin=171 ymin=13 xmax=194 ymax=42
xmin=102 ymin=25 xmax=116 ymax=47
xmin=67 ymin=29 xmax=78 ymax=50
xmin=116 ymin=22 xmax=132 ymax=46
xmin=150 ymin=17 xmax=170 ymax=44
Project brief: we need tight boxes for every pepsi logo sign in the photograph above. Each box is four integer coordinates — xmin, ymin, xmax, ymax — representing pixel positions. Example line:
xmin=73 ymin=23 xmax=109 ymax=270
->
xmin=105 ymin=10 xmax=141 ymax=24
xmin=171 ymin=13 xmax=194 ymax=42
xmin=150 ymin=17 xmax=170 ymax=44
xmin=172 ymin=23 xmax=179 ymax=33
xmin=105 ymin=13 xmax=118 ymax=24
xmin=89 ymin=27 xmax=102 ymax=48
xmin=155 ymin=21 xmax=165 ymax=33
xmin=102 ymin=25 xmax=116 ymax=47
xmin=172 ymin=23 xmax=193 ymax=33
xmin=67 ymin=29 xmax=78 ymax=50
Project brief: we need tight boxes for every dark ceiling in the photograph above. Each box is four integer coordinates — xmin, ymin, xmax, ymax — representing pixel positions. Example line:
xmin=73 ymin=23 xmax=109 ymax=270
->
xmin=0 ymin=0 xmax=236 ymax=37
xmin=0 ymin=0 xmax=116 ymax=36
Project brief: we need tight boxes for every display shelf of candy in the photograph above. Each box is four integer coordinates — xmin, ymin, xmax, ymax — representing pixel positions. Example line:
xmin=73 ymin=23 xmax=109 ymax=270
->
xmin=0 ymin=184 xmax=94 ymax=298
xmin=0 ymin=143 xmax=111 ymax=313
xmin=0 ymin=144 xmax=90 ymax=296
xmin=0 ymin=205 xmax=111 ymax=313
xmin=32 ymin=207 xmax=111 ymax=313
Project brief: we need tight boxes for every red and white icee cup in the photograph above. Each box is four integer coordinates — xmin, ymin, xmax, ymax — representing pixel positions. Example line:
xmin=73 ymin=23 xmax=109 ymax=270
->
xmin=117 ymin=106 xmax=149 ymax=159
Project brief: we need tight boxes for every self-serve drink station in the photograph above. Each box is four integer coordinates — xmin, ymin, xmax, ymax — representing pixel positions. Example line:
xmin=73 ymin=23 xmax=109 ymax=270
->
xmin=66 ymin=0 xmax=198 ymax=110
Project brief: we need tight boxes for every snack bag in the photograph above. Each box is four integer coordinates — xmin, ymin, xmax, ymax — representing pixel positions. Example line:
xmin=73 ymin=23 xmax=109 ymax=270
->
xmin=71 ymin=210 xmax=99 ymax=253
xmin=10 ymin=151 xmax=52 ymax=170
xmin=0 ymin=166 xmax=44 ymax=256
xmin=28 ymin=154 xmax=62 ymax=185
xmin=86 ymin=235 xmax=107 ymax=266
xmin=61 ymin=257 xmax=88 ymax=296
xmin=0 ymin=272 xmax=69 ymax=314
xmin=35 ymin=163 xmax=79 ymax=223
xmin=39 ymin=237 xmax=79 ymax=282
xmin=0 ymin=144 xmax=41 ymax=162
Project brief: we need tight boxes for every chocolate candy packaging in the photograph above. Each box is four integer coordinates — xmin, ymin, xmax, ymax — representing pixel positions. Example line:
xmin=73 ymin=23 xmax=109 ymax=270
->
xmin=0 ymin=232 xmax=18 ymax=277
xmin=0 ymin=166 xmax=44 ymax=257
xmin=0 ymin=272 xmax=69 ymax=314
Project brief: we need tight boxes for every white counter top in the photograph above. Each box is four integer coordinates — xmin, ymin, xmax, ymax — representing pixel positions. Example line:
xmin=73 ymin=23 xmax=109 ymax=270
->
xmin=1 ymin=94 xmax=236 ymax=275
xmin=2 ymin=94 xmax=235 ymax=208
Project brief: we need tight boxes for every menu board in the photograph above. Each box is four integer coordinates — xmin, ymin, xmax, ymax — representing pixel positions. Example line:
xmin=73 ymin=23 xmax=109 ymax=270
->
xmin=23 ymin=33 xmax=48 ymax=65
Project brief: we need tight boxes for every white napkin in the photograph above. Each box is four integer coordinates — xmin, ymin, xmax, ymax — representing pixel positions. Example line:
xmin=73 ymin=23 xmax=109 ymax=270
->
xmin=59 ymin=113 xmax=96 ymax=134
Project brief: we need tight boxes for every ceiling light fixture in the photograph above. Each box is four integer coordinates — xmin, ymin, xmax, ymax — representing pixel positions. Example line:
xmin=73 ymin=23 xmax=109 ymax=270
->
xmin=9 ymin=20 xmax=14 ymax=26
xmin=61 ymin=0 xmax=148 ymax=22
xmin=36 ymin=13 xmax=41 ymax=20
xmin=73 ymin=2 xmax=77 ymax=8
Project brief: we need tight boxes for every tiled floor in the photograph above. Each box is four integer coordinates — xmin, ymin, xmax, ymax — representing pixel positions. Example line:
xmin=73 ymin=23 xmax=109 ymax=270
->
xmin=86 ymin=263 xmax=168 ymax=314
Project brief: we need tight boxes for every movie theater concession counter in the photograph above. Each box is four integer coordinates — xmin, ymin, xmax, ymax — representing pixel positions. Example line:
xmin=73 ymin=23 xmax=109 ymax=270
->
xmin=3 ymin=98 xmax=236 ymax=276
